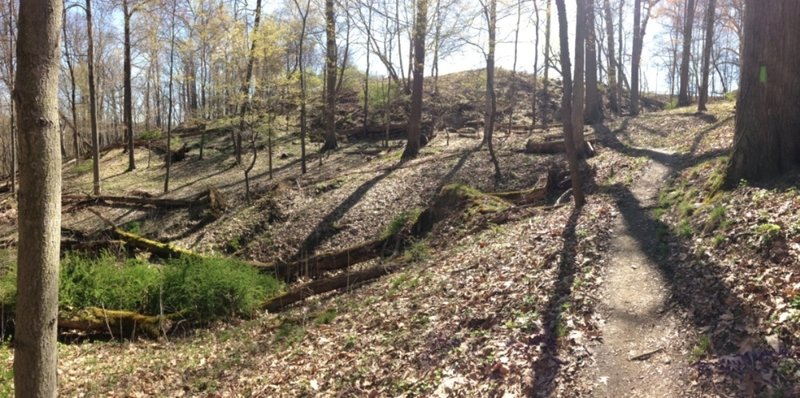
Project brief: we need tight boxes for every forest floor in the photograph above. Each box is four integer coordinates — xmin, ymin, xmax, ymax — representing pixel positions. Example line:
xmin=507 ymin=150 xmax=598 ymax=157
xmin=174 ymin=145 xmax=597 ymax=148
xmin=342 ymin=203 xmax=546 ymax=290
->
xmin=0 ymin=72 xmax=798 ymax=396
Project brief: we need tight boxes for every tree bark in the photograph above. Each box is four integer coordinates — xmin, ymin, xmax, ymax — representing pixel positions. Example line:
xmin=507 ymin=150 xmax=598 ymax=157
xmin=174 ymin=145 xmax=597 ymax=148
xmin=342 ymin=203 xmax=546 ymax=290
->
xmin=86 ymin=0 xmax=101 ymax=195
xmin=697 ymin=0 xmax=716 ymax=111
xmin=630 ymin=0 xmax=642 ymax=115
xmin=123 ymin=0 xmax=135 ymax=171
xmin=323 ymin=0 xmax=338 ymax=151
xmin=542 ymin=0 xmax=552 ymax=129
xmin=402 ymin=0 xmax=428 ymax=160
xmin=725 ymin=1 xmax=800 ymax=186
xmin=603 ymin=0 xmax=619 ymax=113
xmin=483 ymin=0 xmax=501 ymax=180
xmin=237 ymin=0 xmax=263 ymax=164
xmin=678 ymin=0 xmax=696 ymax=106
xmin=572 ymin=0 xmax=587 ymax=153
xmin=293 ymin=0 xmax=311 ymax=173
xmin=555 ymin=0 xmax=585 ymax=206
xmin=584 ymin=0 xmax=603 ymax=124
xmin=14 ymin=0 xmax=63 ymax=395
xmin=164 ymin=0 xmax=177 ymax=193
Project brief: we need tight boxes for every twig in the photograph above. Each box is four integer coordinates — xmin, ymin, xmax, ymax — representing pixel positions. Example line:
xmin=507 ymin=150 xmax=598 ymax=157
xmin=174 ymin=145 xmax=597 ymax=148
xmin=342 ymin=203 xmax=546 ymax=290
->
xmin=629 ymin=347 xmax=665 ymax=361
xmin=555 ymin=188 xmax=573 ymax=206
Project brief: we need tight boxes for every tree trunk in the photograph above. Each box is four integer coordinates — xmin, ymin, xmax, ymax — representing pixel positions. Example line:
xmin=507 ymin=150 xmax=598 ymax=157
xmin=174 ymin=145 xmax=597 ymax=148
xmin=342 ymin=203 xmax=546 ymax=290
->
xmin=531 ymin=0 xmax=541 ymax=129
xmin=402 ymin=0 xmax=428 ymax=160
xmin=572 ymin=0 xmax=587 ymax=153
xmin=14 ymin=0 xmax=63 ymax=395
xmin=63 ymin=9 xmax=80 ymax=161
xmin=483 ymin=0 xmax=501 ymax=180
xmin=363 ymin=0 xmax=372 ymax=132
xmin=164 ymin=0 xmax=177 ymax=193
xmin=294 ymin=0 xmax=311 ymax=174
xmin=678 ymin=0 xmax=696 ymax=106
xmin=555 ymin=0 xmax=585 ymax=206
xmin=725 ymin=1 xmax=800 ymax=186
xmin=542 ymin=0 xmax=552 ymax=129
xmin=237 ymin=0 xmax=263 ymax=164
xmin=322 ymin=0 xmax=338 ymax=151
xmin=630 ymin=0 xmax=642 ymax=115
xmin=86 ymin=0 xmax=101 ymax=195
xmin=123 ymin=0 xmax=135 ymax=171
xmin=697 ymin=0 xmax=716 ymax=111
xmin=603 ymin=0 xmax=619 ymax=113
xmin=584 ymin=0 xmax=603 ymax=124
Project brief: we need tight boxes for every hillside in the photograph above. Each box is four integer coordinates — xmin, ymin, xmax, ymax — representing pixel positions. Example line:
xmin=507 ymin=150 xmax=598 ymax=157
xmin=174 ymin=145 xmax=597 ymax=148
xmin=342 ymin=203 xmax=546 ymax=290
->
xmin=0 ymin=69 xmax=797 ymax=396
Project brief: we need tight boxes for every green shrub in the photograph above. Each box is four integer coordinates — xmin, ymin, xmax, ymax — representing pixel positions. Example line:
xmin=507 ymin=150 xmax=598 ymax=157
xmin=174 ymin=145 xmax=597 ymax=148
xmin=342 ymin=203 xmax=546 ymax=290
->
xmin=158 ymin=256 xmax=282 ymax=322
xmin=139 ymin=130 xmax=163 ymax=141
xmin=0 ymin=251 xmax=15 ymax=310
xmin=60 ymin=252 xmax=162 ymax=313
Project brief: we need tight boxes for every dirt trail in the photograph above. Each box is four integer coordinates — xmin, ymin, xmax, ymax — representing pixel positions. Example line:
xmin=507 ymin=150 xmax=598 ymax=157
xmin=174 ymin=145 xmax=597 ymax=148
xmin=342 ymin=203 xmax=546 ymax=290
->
xmin=588 ymin=153 xmax=693 ymax=397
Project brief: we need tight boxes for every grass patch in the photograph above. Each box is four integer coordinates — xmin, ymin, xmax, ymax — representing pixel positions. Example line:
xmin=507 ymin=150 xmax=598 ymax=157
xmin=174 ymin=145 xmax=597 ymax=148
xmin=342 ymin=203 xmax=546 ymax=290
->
xmin=56 ymin=252 xmax=283 ymax=324
xmin=73 ymin=160 xmax=94 ymax=175
xmin=313 ymin=308 xmax=337 ymax=325
xmin=122 ymin=220 xmax=142 ymax=235
xmin=382 ymin=208 xmax=423 ymax=239
xmin=704 ymin=205 xmax=727 ymax=233
xmin=403 ymin=239 xmax=430 ymax=263
xmin=274 ymin=320 xmax=305 ymax=345
xmin=676 ymin=220 xmax=694 ymax=238
xmin=691 ymin=335 xmax=711 ymax=360
xmin=0 ymin=346 xmax=11 ymax=396
xmin=755 ymin=223 xmax=782 ymax=247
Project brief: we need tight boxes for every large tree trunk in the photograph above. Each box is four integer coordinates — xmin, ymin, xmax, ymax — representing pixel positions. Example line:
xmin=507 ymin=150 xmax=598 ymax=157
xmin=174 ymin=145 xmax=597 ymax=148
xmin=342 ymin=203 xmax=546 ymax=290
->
xmin=86 ymin=0 xmax=101 ymax=195
xmin=630 ymin=0 xmax=642 ymax=115
xmin=402 ymin=0 xmax=428 ymax=160
xmin=123 ymin=0 xmax=135 ymax=171
xmin=603 ymin=0 xmax=619 ymax=113
xmin=677 ymin=0 xmax=696 ymax=106
xmin=697 ymin=0 xmax=716 ymax=111
xmin=584 ymin=0 xmax=603 ymax=124
xmin=725 ymin=1 xmax=800 ymax=186
xmin=14 ymin=0 xmax=63 ymax=395
xmin=323 ymin=0 xmax=338 ymax=151
xmin=164 ymin=0 xmax=177 ymax=193
xmin=555 ymin=0 xmax=585 ymax=206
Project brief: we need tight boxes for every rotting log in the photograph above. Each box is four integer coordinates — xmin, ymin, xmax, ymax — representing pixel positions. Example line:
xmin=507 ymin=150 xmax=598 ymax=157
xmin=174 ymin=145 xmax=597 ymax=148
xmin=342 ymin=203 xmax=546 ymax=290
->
xmin=64 ymin=187 xmax=226 ymax=214
xmin=58 ymin=307 xmax=170 ymax=339
xmin=490 ymin=175 xmax=550 ymax=205
xmin=263 ymin=237 xmax=400 ymax=281
xmin=525 ymin=137 xmax=597 ymax=155
xmin=264 ymin=262 xmax=406 ymax=312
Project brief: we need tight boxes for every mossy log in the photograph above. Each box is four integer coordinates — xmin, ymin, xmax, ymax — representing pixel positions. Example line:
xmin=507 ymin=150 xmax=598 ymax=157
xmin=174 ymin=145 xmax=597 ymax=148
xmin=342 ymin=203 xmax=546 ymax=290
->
xmin=111 ymin=228 xmax=197 ymax=259
xmin=262 ymin=237 xmax=397 ymax=281
xmin=490 ymin=175 xmax=551 ymax=205
xmin=58 ymin=307 xmax=169 ymax=339
xmin=413 ymin=183 xmax=512 ymax=235
xmin=525 ymin=137 xmax=597 ymax=155
xmin=264 ymin=262 xmax=406 ymax=312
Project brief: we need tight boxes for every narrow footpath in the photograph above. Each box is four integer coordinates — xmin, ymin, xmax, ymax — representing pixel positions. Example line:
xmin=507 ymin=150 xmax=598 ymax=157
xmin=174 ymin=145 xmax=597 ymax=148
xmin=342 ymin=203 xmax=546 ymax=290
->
xmin=587 ymin=153 xmax=694 ymax=397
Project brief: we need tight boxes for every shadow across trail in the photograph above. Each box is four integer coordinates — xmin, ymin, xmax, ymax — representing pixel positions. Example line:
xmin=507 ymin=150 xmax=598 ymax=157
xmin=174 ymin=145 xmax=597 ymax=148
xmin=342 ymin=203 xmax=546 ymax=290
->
xmin=530 ymin=205 xmax=582 ymax=397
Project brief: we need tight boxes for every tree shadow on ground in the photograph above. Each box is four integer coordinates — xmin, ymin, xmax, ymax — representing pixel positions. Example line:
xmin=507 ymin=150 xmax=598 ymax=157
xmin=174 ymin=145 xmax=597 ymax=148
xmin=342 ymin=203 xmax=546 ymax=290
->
xmin=531 ymin=205 xmax=582 ymax=397
xmin=588 ymin=121 xmax=789 ymax=395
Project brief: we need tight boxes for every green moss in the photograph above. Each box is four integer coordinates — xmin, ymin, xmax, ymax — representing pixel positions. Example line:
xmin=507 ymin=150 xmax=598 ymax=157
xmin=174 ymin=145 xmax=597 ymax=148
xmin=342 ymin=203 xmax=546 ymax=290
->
xmin=756 ymin=223 xmax=782 ymax=246
xmin=382 ymin=208 xmax=424 ymax=239
xmin=314 ymin=308 xmax=337 ymax=325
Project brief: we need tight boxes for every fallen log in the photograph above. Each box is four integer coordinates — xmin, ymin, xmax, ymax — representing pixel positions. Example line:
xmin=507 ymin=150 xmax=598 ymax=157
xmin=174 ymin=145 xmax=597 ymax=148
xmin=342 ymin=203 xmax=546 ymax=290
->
xmin=58 ymin=307 xmax=170 ymax=339
xmin=64 ymin=188 xmax=225 ymax=214
xmin=490 ymin=175 xmax=550 ymax=205
xmin=87 ymin=208 xmax=198 ymax=259
xmin=264 ymin=237 xmax=399 ymax=281
xmin=264 ymin=262 xmax=406 ymax=312
xmin=525 ymin=138 xmax=597 ymax=155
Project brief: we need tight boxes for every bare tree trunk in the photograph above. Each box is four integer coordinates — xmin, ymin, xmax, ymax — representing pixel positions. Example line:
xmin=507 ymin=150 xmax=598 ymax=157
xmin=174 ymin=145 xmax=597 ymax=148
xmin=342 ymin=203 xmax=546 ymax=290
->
xmin=63 ymin=8 xmax=80 ymax=160
xmin=678 ymin=0 xmax=696 ymax=106
xmin=584 ymin=0 xmax=603 ymax=123
xmin=542 ymin=0 xmax=552 ymax=129
xmin=482 ymin=0 xmax=501 ymax=181
xmin=725 ymin=0 xmax=800 ymax=186
xmin=14 ymin=0 xmax=63 ymax=395
xmin=1 ymin=0 xmax=16 ymax=193
xmin=164 ymin=0 xmax=177 ymax=193
xmin=630 ymin=0 xmax=642 ymax=115
xmin=555 ymin=0 xmax=584 ymax=206
xmin=294 ymin=0 xmax=311 ymax=174
xmin=532 ymin=0 xmax=541 ymax=129
xmin=363 ymin=0 xmax=373 ymax=131
xmin=697 ymin=0 xmax=715 ymax=111
xmin=322 ymin=0 xmax=338 ymax=151
xmin=572 ymin=0 xmax=587 ymax=152
xmin=431 ymin=0 xmax=442 ymax=94
xmin=123 ymin=0 xmax=135 ymax=171
xmin=603 ymin=0 xmax=619 ymax=113
xmin=402 ymin=0 xmax=428 ymax=160
xmin=86 ymin=0 xmax=101 ymax=195
xmin=238 ymin=0 xmax=263 ymax=164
